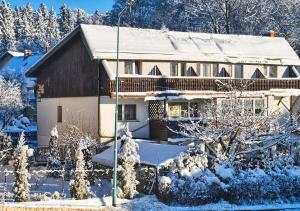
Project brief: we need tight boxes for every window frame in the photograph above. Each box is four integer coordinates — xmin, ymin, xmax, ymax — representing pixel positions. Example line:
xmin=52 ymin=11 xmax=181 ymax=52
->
xmin=118 ymin=104 xmax=137 ymax=121
xmin=57 ymin=106 xmax=62 ymax=123
xmin=234 ymin=64 xmax=244 ymax=79
xmin=170 ymin=62 xmax=179 ymax=76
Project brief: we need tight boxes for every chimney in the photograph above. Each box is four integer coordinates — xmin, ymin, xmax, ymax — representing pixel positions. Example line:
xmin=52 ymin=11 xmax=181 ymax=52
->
xmin=269 ymin=31 xmax=276 ymax=37
xmin=45 ymin=45 xmax=52 ymax=53
xmin=262 ymin=31 xmax=276 ymax=37
xmin=24 ymin=50 xmax=33 ymax=57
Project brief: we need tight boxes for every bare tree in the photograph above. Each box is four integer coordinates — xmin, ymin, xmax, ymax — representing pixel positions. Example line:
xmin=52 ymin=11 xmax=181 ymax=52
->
xmin=169 ymin=80 xmax=299 ymax=164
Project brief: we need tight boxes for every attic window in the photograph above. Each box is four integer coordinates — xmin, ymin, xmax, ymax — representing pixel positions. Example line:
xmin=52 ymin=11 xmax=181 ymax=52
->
xmin=149 ymin=65 xmax=162 ymax=75
xmin=186 ymin=67 xmax=197 ymax=76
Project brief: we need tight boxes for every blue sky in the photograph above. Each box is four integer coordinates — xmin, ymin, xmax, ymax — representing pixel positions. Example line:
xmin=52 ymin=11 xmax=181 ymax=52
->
xmin=7 ymin=0 xmax=115 ymax=13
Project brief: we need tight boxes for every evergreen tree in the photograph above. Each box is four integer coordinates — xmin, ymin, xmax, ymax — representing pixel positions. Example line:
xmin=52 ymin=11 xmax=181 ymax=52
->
xmin=69 ymin=142 xmax=90 ymax=200
xmin=33 ymin=3 xmax=49 ymax=52
xmin=12 ymin=132 xmax=33 ymax=202
xmin=0 ymin=0 xmax=16 ymax=51
xmin=59 ymin=4 xmax=74 ymax=37
xmin=74 ymin=8 xmax=91 ymax=26
xmin=47 ymin=126 xmax=62 ymax=178
xmin=117 ymin=127 xmax=140 ymax=199
xmin=14 ymin=6 xmax=23 ymax=43
xmin=64 ymin=148 xmax=73 ymax=181
xmin=92 ymin=10 xmax=103 ymax=25
xmin=47 ymin=9 xmax=61 ymax=47
xmin=18 ymin=3 xmax=34 ymax=51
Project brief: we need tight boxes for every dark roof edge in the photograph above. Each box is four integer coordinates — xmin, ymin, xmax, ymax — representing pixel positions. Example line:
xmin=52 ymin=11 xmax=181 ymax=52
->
xmin=26 ymin=25 xmax=94 ymax=77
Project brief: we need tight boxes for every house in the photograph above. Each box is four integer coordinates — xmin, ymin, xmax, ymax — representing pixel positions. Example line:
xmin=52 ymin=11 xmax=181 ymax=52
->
xmin=0 ymin=50 xmax=43 ymax=122
xmin=26 ymin=24 xmax=300 ymax=146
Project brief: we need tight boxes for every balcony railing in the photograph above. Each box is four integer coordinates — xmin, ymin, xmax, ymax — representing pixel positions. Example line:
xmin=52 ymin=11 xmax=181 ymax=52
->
xmin=107 ymin=77 xmax=300 ymax=93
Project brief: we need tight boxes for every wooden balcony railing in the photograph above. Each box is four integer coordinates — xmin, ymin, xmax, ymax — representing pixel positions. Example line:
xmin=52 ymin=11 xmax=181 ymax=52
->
xmin=107 ymin=77 xmax=300 ymax=93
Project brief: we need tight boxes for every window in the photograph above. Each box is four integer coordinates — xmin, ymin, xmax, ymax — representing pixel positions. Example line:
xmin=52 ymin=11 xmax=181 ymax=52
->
xmin=118 ymin=105 xmax=122 ymax=120
xmin=124 ymin=61 xmax=133 ymax=74
xmin=203 ymin=64 xmax=211 ymax=77
xmin=118 ymin=104 xmax=137 ymax=121
xmin=263 ymin=66 xmax=268 ymax=76
xmin=124 ymin=104 xmax=137 ymax=120
xmin=186 ymin=67 xmax=197 ymax=76
xmin=255 ymin=99 xmax=264 ymax=115
xmin=196 ymin=63 xmax=201 ymax=76
xmin=57 ymin=106 xmax=62 ymax=123
xmin=149 ymin=65 xmax=162 ymax=75
xmin=202 ymin=64 xmax=219 ymax=77
xmin=181 ymin=63 xmax=187 ymax=76
xmin=234 ymin=64 xmax=243 ymax=78
xmin=134 ymin=61 xmax=141 ymax=74
xmin=171 ymin=63 xmax=179 ymax=76
xmin=269 ymin=66 xmax=277 ymax=78
xmin=168 ymin=102 xmax=188 ymax=118
xmin=244 ymin=99 xmax=254 ymax=114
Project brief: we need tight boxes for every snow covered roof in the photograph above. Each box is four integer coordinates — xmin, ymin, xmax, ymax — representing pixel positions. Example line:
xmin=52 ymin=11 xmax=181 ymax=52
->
xmin=27 ymin=25 xmax=300 ymax=77
xmin=92 ymin=140 xmax=189 ymax=167
xmin=1 ymin=53 xmax=43 ymax=75
xmin=81 ymin=25 xmax=300 ymax=65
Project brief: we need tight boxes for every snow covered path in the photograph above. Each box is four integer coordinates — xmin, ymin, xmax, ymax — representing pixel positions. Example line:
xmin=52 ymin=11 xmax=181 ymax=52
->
xmin=4 ymin=195 xmax=300 ymax=211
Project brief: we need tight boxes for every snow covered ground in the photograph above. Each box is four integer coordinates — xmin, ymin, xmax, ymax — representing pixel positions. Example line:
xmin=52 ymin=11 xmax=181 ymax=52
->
xmin=4 ymin=195 xmax=300 ymax=211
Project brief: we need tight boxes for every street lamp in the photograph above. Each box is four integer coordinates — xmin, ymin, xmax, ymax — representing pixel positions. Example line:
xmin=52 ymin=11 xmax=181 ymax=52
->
xmin=112 ymin=0 xmax=135 ymax=207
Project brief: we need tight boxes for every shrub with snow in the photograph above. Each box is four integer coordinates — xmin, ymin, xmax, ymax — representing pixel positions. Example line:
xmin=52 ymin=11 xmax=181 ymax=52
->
xmin=0 ymin=132 xmax=13 ymax=165
xmin=117 ymin=127 xmax=140 ymax=199
xmin=47 ymin=126 xmax=62 ymax=178
xmin=159 ymin=144 xmax=225 ymax=205
xmin=69 ymin=142 xmax=90 ymax=200
xmin=64 ymin=148 xmax=73 ymax=181
xmin=12 ymin=132 xmax=32 ymax=202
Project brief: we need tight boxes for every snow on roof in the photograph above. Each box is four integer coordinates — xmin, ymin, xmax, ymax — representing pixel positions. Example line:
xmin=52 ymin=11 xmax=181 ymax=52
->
xmin=0 ymin=53 xmax=43 ymax=75
xmin=92 ymin=139 xmax=189 ymax=167
xmin=81 ymin=24 xmax=300 ymax=65
xmin=7 ymin=51 xmax=24 ymax=57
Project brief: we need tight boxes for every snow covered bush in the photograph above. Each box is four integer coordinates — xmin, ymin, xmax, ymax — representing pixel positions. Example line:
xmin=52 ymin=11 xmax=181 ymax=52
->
xmin=0 ymin=132 xmax=13 ymax=165
xmin=159 ymin=144 xmax=225 ymax=205
xmin=69 ymin=142 xmax=90 ymax=200
xmin=0 ymin=76 xmax=24 ymax=130
xmin=12 ymin=132 xmax=33 ymax=202
xmin=64 ymin=148 xmax=73 ymax=181
xmin=117 ymin=127 xmax=140 ymax=199
xmin=6 ymin=115 xmax=31 ymax=131
xmin=47 ymin=127 xmax=62 ymax=178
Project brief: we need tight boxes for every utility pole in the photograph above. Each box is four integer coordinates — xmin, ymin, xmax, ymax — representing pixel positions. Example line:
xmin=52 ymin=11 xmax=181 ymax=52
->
xmin=112 ymin=0 xmax=135 ymax=207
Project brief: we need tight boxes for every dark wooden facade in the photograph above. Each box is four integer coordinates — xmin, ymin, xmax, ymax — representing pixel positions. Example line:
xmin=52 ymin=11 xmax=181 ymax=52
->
xmin=35 ymin=33 xmax=99 ymax=98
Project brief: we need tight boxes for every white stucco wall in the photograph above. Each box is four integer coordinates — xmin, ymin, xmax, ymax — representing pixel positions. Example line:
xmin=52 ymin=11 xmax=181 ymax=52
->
xmin=99 ymin=96 xmax=149 ymax=139
xmin=37 ymin=97 xmax=98 ymax=146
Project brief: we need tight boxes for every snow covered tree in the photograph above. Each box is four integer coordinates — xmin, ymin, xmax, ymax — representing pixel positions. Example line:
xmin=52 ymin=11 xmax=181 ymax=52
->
xmin=69 ymin=142 xmax=90 ymax=200
xmin=169 ymin=80 xmax=299 ymax=165
xmin=0 ymin=76 xmax=23 ymax=130
xmin=74 ymin=8 xmax=91 ymax=26
xmin=92 ymin=10 xmax=103 ymax=25
xmin=0 ymin=0 xmax=16 ymax=52
xmin=12 ymin=132 xmax=33 ymax=202
xmin=117 ymin=126 xmax=140 ymax=199
xmin=0 ymin=132 xmax=13 ymax=164
xmin=47 ymin=126 xmax=62 ymax=178
xmin=18 ymin=3 xmax=34 ymax=51
xmin=59 ymin=4 xmax=74 ymax=37
xmin=47 ymin=9 xmax=61 ymax=47
xmin=64 ymin=148 xmax=73 ymax=181
xmin=33 ymin=4 xmax=49 ymax=52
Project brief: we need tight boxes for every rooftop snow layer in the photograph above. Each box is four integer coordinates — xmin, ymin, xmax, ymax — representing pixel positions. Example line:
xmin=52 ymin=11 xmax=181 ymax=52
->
xmin=80 ymin=25 xmax=300 ymax=65
xmin=92 ymin=139 xmax=189 ymax=167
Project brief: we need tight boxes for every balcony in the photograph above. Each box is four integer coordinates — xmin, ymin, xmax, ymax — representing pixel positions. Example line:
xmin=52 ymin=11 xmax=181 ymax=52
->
xmin=106 ymin=77 xmax=300 ymax=94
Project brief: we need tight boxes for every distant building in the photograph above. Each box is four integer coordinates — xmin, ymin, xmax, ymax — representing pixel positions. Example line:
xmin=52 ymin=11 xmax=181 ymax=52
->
xmin=26 ymin=24 xmax=300 ymax=145
xmin=0 ymin=50 xmax=43 ymax=122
